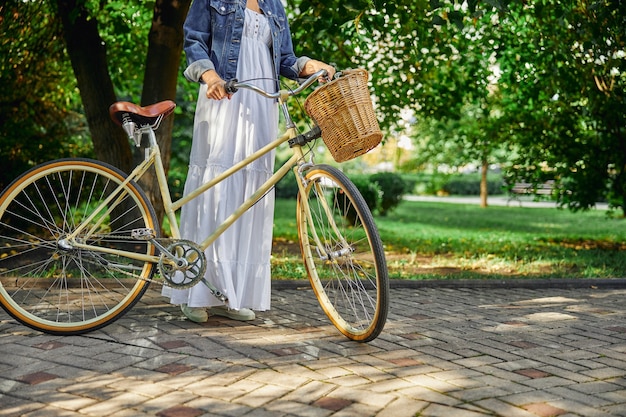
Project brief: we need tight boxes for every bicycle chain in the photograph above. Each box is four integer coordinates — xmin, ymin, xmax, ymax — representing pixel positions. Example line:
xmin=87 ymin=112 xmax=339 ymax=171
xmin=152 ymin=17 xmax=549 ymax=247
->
xmin=77 ymin=235 xmax=206 ymax=289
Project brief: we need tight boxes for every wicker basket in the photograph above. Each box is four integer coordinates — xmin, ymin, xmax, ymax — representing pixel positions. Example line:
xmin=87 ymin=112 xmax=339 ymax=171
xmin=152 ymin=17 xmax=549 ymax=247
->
xmin=304 ymin=68 xmax=382 ymax=162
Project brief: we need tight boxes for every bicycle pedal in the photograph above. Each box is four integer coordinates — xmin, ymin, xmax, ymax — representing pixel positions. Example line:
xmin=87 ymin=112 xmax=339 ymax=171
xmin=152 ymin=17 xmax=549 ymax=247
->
xmin=131 ymin=228 xmax=156 ymax=240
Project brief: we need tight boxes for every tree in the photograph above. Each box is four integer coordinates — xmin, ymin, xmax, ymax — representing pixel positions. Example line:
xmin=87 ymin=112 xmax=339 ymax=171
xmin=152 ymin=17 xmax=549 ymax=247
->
xmin=399 ymin=4 xmax=509 ymax=208
xmin=0 ymin=1 xmax=91 ymax=190
xmin=54 ymin=0 xmax=190 ymax=223
xmin=290 ymin=0 xmax=511 ymax=206
xmin=5 ymin=0 xmax=624 ymax=218
xmin=55 ymin=0 xmax=134 ymax=173
xmin=291 ymin=0 xmax=626 ymax=214
xmin=137 ymin=0 xmax=191 ymax=221
xmin=497 ymin=0 xmax=626 ymax=214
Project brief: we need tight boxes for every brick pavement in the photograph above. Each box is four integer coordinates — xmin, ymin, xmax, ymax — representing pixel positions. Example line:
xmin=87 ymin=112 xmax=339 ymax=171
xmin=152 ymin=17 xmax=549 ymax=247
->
xmin=1 ymin=283 xmax=626 ymax=416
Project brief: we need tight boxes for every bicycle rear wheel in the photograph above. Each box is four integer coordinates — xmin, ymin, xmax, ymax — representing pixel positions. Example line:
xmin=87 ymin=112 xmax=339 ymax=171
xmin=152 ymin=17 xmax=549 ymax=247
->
xmin=0 ymin=158 xmax=159 ymax=335
xmin=297 ymin=164 xmax=388 ymax=342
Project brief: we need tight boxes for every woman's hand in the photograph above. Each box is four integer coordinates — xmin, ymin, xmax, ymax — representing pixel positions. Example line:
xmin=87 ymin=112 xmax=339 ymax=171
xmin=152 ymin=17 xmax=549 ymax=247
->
xmin=300 ymin=59 xmax=336 ymax=82
xmin=202 ymin=70 xmax=232 ymax=100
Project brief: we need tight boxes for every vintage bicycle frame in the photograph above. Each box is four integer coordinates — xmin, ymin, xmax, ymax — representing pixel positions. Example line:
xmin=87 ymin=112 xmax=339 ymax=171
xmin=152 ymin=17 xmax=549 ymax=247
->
xmin=61 ymin=88 xmax=336 ymax=294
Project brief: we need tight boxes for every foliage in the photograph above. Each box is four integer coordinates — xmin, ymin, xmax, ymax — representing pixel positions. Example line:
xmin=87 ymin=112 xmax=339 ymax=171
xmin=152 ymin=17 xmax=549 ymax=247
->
xmin=164 ymin=78 xmax=197 ymax=202
xmin=289 ymin=0 xmax=516 ymax=209
xmin=0 ymin=1 xmax=92 ymax=190
xmin=274 ymin=167 xmax=300 ymax=199
xmin=443 ymin=173 xmax=505 ymax=196
xmin=336 ymin=175 xmax=381 ymax=224
xmin=291 ymin=0 xmax=626 ymax=215
xmin=3 ymin=0 xmax=625 ymax=219
xmin=415 ymin=173 xmax=453 ymax=196
xmin=90 ymin=0 xmax=153 ymax=102
xmin=495 ymin=1 xmax=626 ymax=214
xmin=369 ymin=172 xmax=409 ymax=215
xmin=348 ymin=175 xmax=382 ymax=212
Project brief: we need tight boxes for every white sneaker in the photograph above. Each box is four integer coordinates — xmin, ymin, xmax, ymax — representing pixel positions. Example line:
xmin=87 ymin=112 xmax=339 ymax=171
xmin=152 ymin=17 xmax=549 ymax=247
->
xmin=209 ymin=305 xmax=255 ymax=321
xmin=180 ymin=304 xmax=208 ymax=323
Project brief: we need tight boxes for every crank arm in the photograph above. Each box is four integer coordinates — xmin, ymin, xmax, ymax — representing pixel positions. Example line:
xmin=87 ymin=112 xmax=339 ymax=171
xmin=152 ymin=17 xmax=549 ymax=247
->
xmin=200 ymin=278 xmax=228 ymax=302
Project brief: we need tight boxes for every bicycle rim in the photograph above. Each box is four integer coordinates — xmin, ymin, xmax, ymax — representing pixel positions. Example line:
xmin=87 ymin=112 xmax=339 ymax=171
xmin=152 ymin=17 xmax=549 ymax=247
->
xmin=0 ymin=158 xmax=158 ymax=335
xmin=297 ymin=164 xmax=389 ymax=342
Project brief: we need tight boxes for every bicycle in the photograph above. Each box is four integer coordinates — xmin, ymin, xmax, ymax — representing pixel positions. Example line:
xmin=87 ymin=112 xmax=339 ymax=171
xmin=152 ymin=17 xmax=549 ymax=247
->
xmin=0 ymin=69 xmax=389 ymax=342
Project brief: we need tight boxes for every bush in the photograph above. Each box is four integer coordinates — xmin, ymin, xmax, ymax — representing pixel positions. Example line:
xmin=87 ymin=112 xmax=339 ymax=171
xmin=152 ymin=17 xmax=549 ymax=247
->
xmin=398 ymin=174 xmax=419 ymax=195
xmin=348 ymin=176 xmax=382 ymax=212
xmin=274 ymin=170 xmax=299 ymax=199
xmin=442 ymin=173 xmax=505 ymax=196
xmin=167 ymin=169 xmax=187 ymax=201
xmin=338 ymin=176 xmax=382 ymax=223
xmin=370 ymin=172 xmax=408 ymax=216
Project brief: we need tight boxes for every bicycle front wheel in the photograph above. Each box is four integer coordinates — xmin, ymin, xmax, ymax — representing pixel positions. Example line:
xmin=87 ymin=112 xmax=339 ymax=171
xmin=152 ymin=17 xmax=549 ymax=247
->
xmin=297 ymin=164 xmax=389 ymax=342
xmin=0 ymin=158 xmax=159 ymax=335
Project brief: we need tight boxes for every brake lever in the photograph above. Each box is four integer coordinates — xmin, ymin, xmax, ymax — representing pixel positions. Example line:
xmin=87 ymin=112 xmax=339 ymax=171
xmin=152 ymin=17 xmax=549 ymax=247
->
xmin=224 ymin=79 xmax=239 ymax=94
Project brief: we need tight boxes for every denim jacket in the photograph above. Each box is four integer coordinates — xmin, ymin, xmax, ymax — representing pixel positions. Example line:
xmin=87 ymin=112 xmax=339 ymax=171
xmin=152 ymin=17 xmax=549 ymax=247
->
xmin=183 ymin=0 xmax=310 ymax=85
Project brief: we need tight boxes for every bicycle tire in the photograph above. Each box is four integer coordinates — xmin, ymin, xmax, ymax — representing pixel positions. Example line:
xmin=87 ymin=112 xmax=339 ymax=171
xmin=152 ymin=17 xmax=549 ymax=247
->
xmin=297 ymin=164 xmax=389 ymax=342
xmin=0 ymin=158 xmax=159 ymax=335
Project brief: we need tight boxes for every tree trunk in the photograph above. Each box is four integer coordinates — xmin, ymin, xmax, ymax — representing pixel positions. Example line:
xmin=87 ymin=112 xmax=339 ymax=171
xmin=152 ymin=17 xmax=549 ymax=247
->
xmin=480 ymin=157 xmax=488 ymax=208
xmin=137 ymin=0 xmax=192 ymax=230
xmin=55 ymin=0 xmax=132 ymax=173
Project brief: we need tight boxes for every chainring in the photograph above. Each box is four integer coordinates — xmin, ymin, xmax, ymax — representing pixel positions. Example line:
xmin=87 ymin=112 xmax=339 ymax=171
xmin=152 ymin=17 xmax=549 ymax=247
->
xmin=158 ymin=239 xmax=206 ymax=289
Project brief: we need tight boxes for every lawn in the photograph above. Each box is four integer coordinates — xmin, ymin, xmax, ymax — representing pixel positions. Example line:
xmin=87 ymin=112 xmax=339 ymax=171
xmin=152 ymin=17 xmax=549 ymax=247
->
xmin=272 ymin=198 xmax=626 ymax=280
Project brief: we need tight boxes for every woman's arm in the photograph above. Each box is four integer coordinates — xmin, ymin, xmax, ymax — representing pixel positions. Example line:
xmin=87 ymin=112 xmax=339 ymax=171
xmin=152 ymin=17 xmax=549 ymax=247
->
xmin=182 ymin=0 xmax=216 ymax=83
xmin=300 ymin=59 xmax=336 ymax=80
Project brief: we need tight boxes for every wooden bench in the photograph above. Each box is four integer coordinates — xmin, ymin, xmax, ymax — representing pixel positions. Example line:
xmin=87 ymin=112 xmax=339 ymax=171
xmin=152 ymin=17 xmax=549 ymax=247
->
xmin=507 ymin=180 xmax=555 ymax=205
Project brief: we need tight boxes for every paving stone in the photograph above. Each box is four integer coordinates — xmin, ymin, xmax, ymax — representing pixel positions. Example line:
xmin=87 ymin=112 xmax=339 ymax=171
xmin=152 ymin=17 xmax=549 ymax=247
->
xmin=155 ymin=405 xmax=204 ymax=417
xmin=375 ymin=397 xmax=429 ymax=417
xmin=2 ymin=286 xmax=626 ymax=416
xmin=19 ymin=405 xmax=85 ymax=417
xmin=404 ymin=373 xmax=465 ymax=393
xmin=0 ymin=393 xmax=47 ymax=416
xmin=547 ymin=386 xmax=615 ymax=408
xmin=138 ymin=391 xmax=200 ymax=414
xmin=570 ymin=380 xmax=625 ymax=395
xmin=17 ymin=371 xmax=58 ymax=385
xmin=264 ymin=398 xmax=334 ymax=417
xmin=325 ymin=374 xmax=371 ymax=387
xmin=247 ymin=368 xmax=310 ymax=388
xmin=448 ymin=385 xmax=511 ymax=402
xmin=233 ymin=384 xmax=292 ymax=408
xmin=281 ymin=380 xmax=336 ymax=403
xmin=583 ymin=366 xmax=626 ymax=379
xmin=329 ymin=401 xmax=381 ymax=417
xmin=398 ymin=385 xmax=464 ymax=407
xmin=330 ymin=386 xmax=397 ymax=408
xmin=417 ymin=403 xmax=493 ymax=417
xmin=362 ymin=376 xmax=417 ymax=393
xmin=46 ymin=392 xmax=98 ymax=411
xmin=77 ymin=392 xmax=150 ymax=416
xmin=520 ymin=375 xmax=576 ymax=390
xmin=474 ymin=398 xmax=540 ymax=417
xmin=182 ymin=397 xmax=255 ymax=417
xmin=598 ymin=388 xmax=626 ymax=403
xmin=312 ymin=396 xmax=353 ymax=411
xmin=522 ymin=402 xmax=568 ymax=416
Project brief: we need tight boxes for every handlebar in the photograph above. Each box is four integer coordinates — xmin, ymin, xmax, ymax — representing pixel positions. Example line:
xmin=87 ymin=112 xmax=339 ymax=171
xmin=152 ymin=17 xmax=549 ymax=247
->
xmin=224 ymin=69 xmax=329 ymax=98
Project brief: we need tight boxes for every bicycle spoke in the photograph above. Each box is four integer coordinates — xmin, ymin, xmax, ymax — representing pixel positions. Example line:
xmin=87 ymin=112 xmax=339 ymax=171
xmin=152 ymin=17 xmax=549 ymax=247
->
xmin=297 ymin=165 xmax=388 ymax=342
xmin=0 ymin=159 xmax=158 ymax=335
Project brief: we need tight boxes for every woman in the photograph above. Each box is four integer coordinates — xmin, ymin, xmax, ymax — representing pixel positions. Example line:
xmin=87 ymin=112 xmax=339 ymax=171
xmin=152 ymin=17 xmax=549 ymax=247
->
xmin=163 ymin=0 xmax=335 ymax=322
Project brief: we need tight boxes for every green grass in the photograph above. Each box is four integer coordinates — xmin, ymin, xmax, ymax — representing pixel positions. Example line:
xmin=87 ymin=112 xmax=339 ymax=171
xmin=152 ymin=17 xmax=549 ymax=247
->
xmin=272 ymin=198 xmax=626 ymax=280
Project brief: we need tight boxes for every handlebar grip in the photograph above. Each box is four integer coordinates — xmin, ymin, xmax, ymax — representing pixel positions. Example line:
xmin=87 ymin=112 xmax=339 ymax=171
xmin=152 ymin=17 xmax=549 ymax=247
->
xmin=224 ymin=79 xmax=238 ymax=94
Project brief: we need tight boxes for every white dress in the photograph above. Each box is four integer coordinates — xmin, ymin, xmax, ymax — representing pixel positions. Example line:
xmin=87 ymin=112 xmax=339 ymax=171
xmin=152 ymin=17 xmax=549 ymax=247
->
xmin=163 ymin=9 xmax=278 ymax=311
